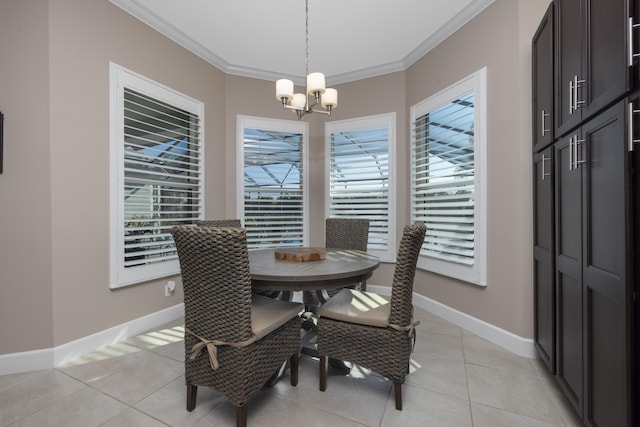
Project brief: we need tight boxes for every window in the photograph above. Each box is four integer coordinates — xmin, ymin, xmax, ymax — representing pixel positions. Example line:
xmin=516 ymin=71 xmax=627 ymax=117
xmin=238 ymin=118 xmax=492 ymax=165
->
xmin=410 ymin=68 xmax=486 ymax=286
xmin=109 ymin=63 xmax=204 ymax=288
xmin=237 ymin=116 xmax=308 ymax=248
xmin=325 ymin=113 xmax=396 ymax=261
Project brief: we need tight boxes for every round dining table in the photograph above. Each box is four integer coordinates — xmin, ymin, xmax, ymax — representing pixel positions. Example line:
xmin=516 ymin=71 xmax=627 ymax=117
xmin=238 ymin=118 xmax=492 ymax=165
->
xmin=248 ymin=247 xmax=380 ymax=291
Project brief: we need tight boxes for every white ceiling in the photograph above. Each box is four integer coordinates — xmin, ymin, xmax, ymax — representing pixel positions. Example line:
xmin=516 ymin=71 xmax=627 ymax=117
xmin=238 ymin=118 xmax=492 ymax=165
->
xmin=110 ymin=0 xmax=495 ymax=85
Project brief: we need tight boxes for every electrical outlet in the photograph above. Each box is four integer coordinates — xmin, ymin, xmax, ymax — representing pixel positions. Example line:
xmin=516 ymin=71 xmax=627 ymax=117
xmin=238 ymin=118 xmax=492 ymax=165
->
xmin=165 ymin=280 xmax=176 ymax=296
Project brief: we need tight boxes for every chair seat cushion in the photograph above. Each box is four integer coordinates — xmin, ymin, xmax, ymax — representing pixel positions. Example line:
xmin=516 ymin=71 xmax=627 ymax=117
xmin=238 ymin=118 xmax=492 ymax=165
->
xmin=318 ymin=289 xmax=390 ymax=328
xmin=251 ymin=295 xmax=304 ymax=339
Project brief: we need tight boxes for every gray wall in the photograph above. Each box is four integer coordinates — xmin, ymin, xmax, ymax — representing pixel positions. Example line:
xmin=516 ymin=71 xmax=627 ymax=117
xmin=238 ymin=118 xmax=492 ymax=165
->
xmin=0 ymin=0 xmax=549 ymax=356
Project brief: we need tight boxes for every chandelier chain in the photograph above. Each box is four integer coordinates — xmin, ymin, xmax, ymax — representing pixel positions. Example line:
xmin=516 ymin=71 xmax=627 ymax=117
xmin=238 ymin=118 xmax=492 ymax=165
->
xmin=305 ymin=0 xmax=309 ymax=77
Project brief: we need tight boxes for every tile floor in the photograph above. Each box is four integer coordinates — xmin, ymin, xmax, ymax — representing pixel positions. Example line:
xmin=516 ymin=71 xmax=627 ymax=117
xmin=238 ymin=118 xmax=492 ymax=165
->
xmin=0 ymin=307 xmax=584 ymax=426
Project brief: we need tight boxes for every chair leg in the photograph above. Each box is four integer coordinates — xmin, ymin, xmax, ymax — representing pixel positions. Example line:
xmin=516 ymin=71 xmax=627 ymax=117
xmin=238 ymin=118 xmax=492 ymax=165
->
xmin=393 ymin=382 xmax=403 ymax=410
xmin=290 ymin=352 xmax=299 ymax=386
xmin=319 ymin=355 xmax=327 ymax=391
xmin=186 ymin=385 xmax=197 ymax=411
xmin=236 ymin=405 xmax=247 ymax=427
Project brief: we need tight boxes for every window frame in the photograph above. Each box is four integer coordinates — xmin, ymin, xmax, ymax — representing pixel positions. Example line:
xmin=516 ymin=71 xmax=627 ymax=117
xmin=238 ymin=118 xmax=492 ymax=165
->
xmin=236 ymin=115 xmax=309 ymax=248
xmin=410 ymin=67 xmax=487 ymax=286
xmin=109 ymin=63 xmax=205 ymax=289
xmin=325 ymin=113 xmax=396 ymax=262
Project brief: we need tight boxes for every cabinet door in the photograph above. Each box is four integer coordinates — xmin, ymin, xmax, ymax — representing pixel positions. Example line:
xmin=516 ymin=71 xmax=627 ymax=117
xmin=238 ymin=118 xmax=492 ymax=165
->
xmin=555 ymin=0 xmax=632 ymax=137
xmin=632 ymin=95 xmax=640 ymax=427
xmin=583 ymin=0 xmax=631 ymax=118
xmin=533 ymin=4 xmax=554 ymax=151
xmin=555 ymin=0 xmax=584 ymax=136
xmin=580 ymin=101 xmax=630 ymax=427
xmin=533 ymin=147 xmax=555 ymax=372
xmin=554 ymin=133 xmax=584 ymax=415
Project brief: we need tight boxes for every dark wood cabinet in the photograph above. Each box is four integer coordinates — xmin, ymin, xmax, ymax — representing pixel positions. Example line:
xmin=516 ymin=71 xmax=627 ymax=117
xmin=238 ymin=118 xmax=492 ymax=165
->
xmin=533 ymin=4 xmax=554 ymax=151
xmin=534 ymin=2 xmax=637 ymax=425
xmin=533 ymin=147 xmax=555 ymax=372
xmin=554 ymin=101 xmax=632 ymax=426
xmin=629 ymin=93 xmax=640 ymax=427
xmin=554 ymin=0 xmax=632 ymax=137
xmin=554 ymin=132 xmax=583 ymax=413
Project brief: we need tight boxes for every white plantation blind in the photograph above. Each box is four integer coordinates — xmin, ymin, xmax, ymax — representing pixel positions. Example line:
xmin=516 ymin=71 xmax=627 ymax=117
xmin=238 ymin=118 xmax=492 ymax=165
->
xmin=410 ymin=69 xmax=486 ymax=286
xmin=240 ymin=117 xmax=308 ymax=249
xmin=326 ymin=114 xmax=395 ymax=261
xmin=110 ymin=64 xmax=204 ymax=288
xmin=413 ymin=93 xmax=475 ymax=265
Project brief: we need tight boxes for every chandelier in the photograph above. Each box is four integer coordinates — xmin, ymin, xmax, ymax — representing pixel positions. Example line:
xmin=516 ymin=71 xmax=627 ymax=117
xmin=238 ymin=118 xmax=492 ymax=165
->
xmin=275 ymin=0 xmax=337 ymax=119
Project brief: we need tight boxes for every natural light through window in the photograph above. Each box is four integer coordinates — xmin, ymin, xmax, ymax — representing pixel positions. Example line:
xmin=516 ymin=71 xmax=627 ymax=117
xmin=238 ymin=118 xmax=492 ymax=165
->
xmin=410 ymin=68 xmax=486 ymax=286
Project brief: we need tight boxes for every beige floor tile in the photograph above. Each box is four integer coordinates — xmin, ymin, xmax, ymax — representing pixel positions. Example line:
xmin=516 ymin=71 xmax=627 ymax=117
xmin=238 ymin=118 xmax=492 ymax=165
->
xmin=530 ymin=358 xmax=584 ymax=427
xmin=89 ymin=351 xmax=183 ymax=406
xmin=135 ymin=375 xmax=226 ymax=426
xmin=471 ymin=402 xmax=563 ymax=427
xmin=462 ymin=331 xmax=536 ymax=374
xmin=0 ymin=370 xmax=50 ymax=392
xmin=413 ymin=330 xmax=465 ymax=362
xmin=0 ymin=308 xmax=589 ymax=427
xmin=271 ymin=356 xmax=391 ymax=426
xmin=0 ymin=370 xmax=85 ymax=426
xmin=101 ymin=407 xmax=169 ymax=427
xmin=124 ymin=324 xmax=184 ymax=352
xmin=413 ymin=309 xmax=463 ymax=337
xmin=58 ymin=342 xmax=148 ymax=384
xmin=466 ymin=363 xmax=564 ymax=425
xmin=406 ymin=355 xmax=468 ymax=399
xmin=196 ymin=394 xmax=368 ymax=427
xmin=9 ymin=386 xmax=128 ymax=427
xmin=381 ymin=384 xmax=472 ymax=427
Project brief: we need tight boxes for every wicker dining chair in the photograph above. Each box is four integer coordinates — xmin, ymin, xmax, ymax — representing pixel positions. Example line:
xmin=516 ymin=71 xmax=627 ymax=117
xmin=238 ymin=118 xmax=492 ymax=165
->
xmin=196 ymin=219 xmax=242 ymax=227
xmin=316 ymin=222 xmax=426 ymax=411
xmin=171 ymin=225 xmax=303 ymax=427
xmin=303 ymin=218 xmax=370 ymax=310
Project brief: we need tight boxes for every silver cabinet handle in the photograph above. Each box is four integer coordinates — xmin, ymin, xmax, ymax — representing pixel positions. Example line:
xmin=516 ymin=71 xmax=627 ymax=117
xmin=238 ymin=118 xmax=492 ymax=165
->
xmin=541 ymin=155 xmax=551 ymax=180
xmin=575 ymin=136 xmax=587 ymax=166
xmin=629 ymin=18 xmax=640 ymax=66
xmin=630 ymin=101 xmax=640 ymax=152
xmin=574 ymin=76 xmax=586 ymax=111
xmin=569 ymin=80 xmax=574 ymax=114
xmin=569 ymin=136 xmax=574 ymax=171
xmin=629 ymin=102 xmax=634 ymax=152
xmin=541 ymin=110 xmax=551 ymax=136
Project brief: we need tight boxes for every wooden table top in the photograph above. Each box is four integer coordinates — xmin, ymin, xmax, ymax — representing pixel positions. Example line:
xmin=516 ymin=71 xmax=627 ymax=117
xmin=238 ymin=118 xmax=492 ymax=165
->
xmin=249 ymin=247 xmax=380 ymax=291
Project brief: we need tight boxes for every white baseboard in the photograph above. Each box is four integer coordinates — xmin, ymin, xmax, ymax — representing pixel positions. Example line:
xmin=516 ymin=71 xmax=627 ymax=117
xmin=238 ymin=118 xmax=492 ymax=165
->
xmin=0 ymin=303 xmax=184 ymax=376
xmin=0 ymin=348 xmax=53 ymax=377
xmin=367 ymin=285 xmax=537 ymax=359
xmin=1 ymin=288 xmax=537 ymax=376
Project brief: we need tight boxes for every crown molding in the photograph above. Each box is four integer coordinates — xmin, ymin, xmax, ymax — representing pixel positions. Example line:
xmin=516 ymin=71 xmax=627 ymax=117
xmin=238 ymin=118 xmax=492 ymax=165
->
xmin=109 ymin=0 xmax=230 ymax=71
xmin=110 ymin=0 xmax=496 ymax=84
xmin=402 ymin=0 xmax=497 ymax=69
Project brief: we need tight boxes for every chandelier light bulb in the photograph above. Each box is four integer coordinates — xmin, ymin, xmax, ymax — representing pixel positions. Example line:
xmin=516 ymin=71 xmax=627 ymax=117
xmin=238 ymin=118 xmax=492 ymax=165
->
xmin=306 ymin=72 xmax=326 ymax=95
xmin=276 ymin=79 xmax=294 ymax=101
xmin=321 ymin=88 xmax=338 ymax=108
xmin=291 ymin=93 xmax=307 ymax=109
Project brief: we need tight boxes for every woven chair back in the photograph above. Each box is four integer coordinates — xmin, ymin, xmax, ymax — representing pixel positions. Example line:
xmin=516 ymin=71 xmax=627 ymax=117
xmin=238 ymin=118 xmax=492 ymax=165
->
xmin=171 ymin=225 xmax=253 ymax=343
xmin=388 ymin=222 xmax=427 ymax=327
xmin=325 ymin=218 xmax=370 ymax=252
xmin=196 ymin=219 xmax=242 ymax=228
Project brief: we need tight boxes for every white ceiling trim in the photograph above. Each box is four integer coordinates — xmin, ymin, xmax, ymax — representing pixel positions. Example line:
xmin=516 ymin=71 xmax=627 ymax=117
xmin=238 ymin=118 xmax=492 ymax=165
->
xmin=110 ymin=0 xmax=496 ymax=85
xmin=402 ymin=0 xmax=496 ymax=69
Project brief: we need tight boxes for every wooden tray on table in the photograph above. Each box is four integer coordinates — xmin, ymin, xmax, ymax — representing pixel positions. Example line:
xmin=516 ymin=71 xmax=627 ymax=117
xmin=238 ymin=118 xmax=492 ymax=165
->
xmin=274 ymin=247 xmax=326 ymax=262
